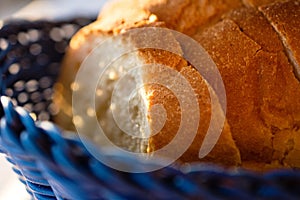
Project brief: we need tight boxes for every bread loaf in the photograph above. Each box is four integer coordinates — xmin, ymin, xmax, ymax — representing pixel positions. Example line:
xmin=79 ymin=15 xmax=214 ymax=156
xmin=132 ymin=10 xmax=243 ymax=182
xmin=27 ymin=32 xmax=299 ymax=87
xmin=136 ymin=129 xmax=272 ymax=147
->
xmin=54 ymin=0 xmax=300 ymax=171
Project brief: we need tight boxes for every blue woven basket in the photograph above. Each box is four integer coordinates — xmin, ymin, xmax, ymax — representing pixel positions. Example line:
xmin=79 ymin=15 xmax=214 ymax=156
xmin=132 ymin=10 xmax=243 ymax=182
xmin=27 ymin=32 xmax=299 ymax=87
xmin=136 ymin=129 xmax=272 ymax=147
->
xmin=1 ymin=18 xmax=300 ymax=200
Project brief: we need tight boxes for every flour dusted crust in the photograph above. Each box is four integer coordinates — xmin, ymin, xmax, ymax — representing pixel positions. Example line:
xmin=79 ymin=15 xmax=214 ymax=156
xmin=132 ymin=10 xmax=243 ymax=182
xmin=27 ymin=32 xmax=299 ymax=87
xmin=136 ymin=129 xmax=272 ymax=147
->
xmin=259 ymin=0 xmax=300 ymax=80
xmin=54 ymin=0 xmax=300 ymax=170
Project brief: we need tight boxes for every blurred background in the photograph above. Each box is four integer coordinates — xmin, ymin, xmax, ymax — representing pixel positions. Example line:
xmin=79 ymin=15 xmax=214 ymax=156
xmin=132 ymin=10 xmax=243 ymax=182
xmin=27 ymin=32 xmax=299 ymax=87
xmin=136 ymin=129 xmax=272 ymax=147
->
xmin=0 ymin=0 xmax=107 ymax=199
xmin=1 ymin=0 xmax=106 ymax=21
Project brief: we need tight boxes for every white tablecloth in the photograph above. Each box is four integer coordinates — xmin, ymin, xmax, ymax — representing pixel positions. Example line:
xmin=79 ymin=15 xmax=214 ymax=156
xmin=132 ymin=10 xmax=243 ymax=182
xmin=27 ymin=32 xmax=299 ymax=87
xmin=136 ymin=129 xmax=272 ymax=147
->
xmin=0 ymin=155 xmax=30 ymax=200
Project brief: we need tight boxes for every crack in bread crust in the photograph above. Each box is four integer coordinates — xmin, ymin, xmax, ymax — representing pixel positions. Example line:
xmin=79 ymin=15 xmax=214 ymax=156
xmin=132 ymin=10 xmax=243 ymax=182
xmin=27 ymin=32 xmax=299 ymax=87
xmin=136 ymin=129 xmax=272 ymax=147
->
xmin=224 ymin=6 xmax=283 ymax=53
xmin=241 ymin=0 xmax=285 ymax=7
xmin=258 ymin=0 xmax=300 ymax=82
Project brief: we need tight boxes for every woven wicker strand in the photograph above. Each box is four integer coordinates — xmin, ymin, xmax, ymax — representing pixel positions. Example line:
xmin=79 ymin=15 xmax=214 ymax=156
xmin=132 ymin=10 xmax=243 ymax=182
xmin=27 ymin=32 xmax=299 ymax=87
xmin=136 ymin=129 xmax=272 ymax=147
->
xmin=1 ymin=19 xmax=300 ymax=200
xmin=2 ymin=93 xmax=300 ymax=200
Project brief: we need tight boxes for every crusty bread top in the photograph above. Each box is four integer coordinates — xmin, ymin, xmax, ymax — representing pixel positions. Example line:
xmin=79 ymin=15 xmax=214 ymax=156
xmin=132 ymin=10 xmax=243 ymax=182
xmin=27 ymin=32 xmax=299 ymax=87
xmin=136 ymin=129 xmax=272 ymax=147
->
xmin=97 ymin=0 xmax=242 ymax=34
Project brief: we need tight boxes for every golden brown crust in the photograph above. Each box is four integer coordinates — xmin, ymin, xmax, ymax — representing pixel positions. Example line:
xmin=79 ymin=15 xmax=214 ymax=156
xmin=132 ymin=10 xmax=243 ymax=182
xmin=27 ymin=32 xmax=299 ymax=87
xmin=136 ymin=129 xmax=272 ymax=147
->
xmin=195 ymin=19 xmax=274 ymax=164
xmin=97 ymin=0 xmax=153 ymax=32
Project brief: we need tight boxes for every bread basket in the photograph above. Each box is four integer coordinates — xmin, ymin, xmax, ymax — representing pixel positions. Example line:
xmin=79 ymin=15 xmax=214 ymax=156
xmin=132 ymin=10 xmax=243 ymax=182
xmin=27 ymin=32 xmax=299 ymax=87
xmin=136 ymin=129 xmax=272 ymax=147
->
xmin=1 ymin=16 xmax=300 ymax=200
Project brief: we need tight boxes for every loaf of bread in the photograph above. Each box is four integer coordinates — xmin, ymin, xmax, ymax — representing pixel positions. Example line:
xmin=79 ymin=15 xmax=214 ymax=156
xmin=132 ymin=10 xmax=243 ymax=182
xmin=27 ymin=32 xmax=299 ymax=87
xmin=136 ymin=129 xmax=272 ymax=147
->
xmin=54 ymin=0 xmax=300 ymax=171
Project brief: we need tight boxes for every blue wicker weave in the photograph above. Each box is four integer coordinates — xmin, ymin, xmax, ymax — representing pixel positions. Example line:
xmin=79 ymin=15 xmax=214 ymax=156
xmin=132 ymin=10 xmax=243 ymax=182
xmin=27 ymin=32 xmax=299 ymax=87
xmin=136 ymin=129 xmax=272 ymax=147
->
xmin=1 ymin=18 xmax=300 ymax=200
